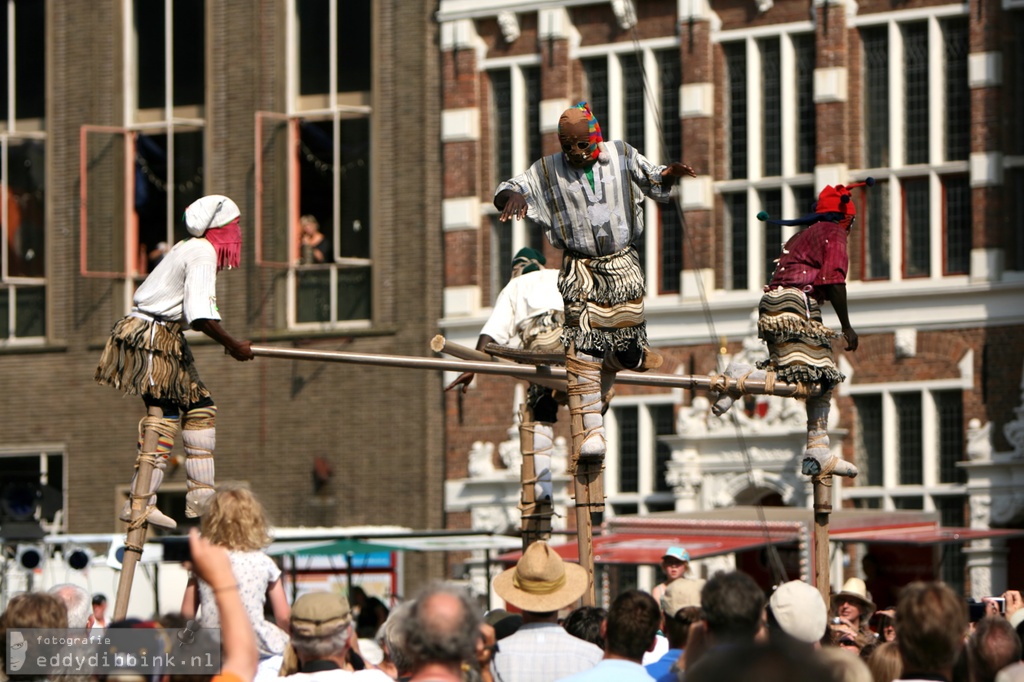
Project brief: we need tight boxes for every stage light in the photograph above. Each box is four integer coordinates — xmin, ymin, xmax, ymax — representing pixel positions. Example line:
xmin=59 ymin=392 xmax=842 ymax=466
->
xmin=63 ymin=546 xmax=94 ymax=571
xmin=106 ymin=540 xmax=127 ymax=570
xmin=15 ymin=544 xmax=45 ymax=570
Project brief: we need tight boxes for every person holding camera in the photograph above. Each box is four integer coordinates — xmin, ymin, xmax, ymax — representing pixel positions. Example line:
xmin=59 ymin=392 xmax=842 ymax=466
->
xmin=830 ymin=577 xmax=877 ymax=644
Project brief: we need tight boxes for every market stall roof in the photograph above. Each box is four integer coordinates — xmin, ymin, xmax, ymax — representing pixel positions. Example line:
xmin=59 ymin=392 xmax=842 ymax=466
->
xmin=496 ymin=529 xmax=800 ymax=564
xmin=829 ymin=524 xmax=1024 ymax=545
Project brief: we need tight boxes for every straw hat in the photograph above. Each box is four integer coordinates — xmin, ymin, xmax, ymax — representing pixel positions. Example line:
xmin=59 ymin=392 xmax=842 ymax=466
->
xmin=832 ymin=578 xmax=876 ymax=616
xmin=493 ymin=541 xmax=589 ymax=613
xmin=661 ymin=578 xmax=705 ymax=616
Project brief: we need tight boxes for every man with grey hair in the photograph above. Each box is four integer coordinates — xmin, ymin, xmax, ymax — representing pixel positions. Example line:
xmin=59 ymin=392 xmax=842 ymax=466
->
xmin=280 ymin=591 xmax=392 ymax=680
xmin=970 ymin=616 xmax=1022 ymax=682
xmin=378 ymin=599 xmax=415 ymax=680
xmin=397 ymin=582 xmax=484 ymax=682
xmin=48 ymin=583 xmax=91 ymax=629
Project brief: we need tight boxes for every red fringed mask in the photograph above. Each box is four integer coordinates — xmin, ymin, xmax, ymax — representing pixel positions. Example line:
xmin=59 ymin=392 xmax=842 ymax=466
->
xmin=203 ymin=218 xmax=242 ymax=271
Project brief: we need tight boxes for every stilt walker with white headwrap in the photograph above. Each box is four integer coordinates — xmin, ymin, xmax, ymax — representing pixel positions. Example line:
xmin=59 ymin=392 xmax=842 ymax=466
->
xmin=446 ymin=247 xmax=564 ymax=550
xmin=95 ymin=194 xmax=253 ymax=618
xmin=494 ymin=102 xmax=696 ymax=604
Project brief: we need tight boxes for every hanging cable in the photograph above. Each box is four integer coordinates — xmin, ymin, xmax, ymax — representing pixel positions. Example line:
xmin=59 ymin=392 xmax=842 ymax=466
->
xmin=623 ymin=21 xmax=791 ymax=586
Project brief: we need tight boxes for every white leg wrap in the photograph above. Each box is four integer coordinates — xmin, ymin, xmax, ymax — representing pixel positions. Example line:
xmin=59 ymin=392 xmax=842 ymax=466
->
xmin=568 ymin=350 xmax=606 ymax=458
xmin=183 ymin=407 xmax=217 ymax=517
xmin=710 ymin=362 xmax=758 ymax=417
xmin=802 ymin=394 xmax=858 ymax=478
xmin=533 ymin=423 xmax=554 ymax=502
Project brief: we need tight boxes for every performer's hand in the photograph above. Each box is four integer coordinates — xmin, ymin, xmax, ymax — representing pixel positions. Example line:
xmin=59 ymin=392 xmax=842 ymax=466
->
xmin=227 ymin=340 xmax=254 ymax=362
xmin=841 ymin=327 xmax=859 ymax=352
xmin=663 ymin=162 xmax=697 ymax=178
xmin=499 ymin=192 xmax=528 ymax=222
xmin=445 ymin=372 xmax=475 ymax=393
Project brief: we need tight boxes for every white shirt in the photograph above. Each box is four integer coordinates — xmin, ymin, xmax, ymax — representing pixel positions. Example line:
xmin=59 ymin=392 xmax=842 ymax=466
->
xmin=480 ymin=269 xmax=563 ymax=346
xmin=134 ymin=238 xmax=221 ymax=326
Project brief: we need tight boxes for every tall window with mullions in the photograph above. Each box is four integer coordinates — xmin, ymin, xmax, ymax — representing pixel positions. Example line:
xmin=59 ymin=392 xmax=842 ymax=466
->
xmin=581 ymin=57 xmax=609 ymax=135
xmin=862 ymin=27 xmax=889 ymax=168
xmin=943 ymin=175 xmax=971 ymax=275
xmin=903 ymin=23 xmax=929 ymax=165
xmin=760 ymin=37 xmax=781 ymax=177
xmin=724 ymin=42 xmax=747 ymax=180
xmin=724 ymin=192 xmax=748 ymax=290
xmin=657 ymin=49 xmax=682 ymax=294
xmin=490 ymin=70 xmax=512 ymax=184
xmin=794 ymin=33 xmax=816 ymax=173
xmin=761 ymin=189 xmax=782 ymax=285
xmin=622 ymin=55 xmax=646 ymax=273
xmin=523 ymin=66 xmax=543 ymax=165
xmin=943 ymin=18 xmax=969 ymax=162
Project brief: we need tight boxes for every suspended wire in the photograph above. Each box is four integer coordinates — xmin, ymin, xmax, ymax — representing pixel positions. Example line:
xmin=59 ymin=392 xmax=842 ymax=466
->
xmin=624 ymin=20 xmax=790 ymax=586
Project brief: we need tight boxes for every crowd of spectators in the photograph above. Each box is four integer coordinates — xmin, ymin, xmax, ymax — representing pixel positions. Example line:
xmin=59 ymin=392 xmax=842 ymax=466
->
xmin=3 ymin=500 xmax=1023 ymax=682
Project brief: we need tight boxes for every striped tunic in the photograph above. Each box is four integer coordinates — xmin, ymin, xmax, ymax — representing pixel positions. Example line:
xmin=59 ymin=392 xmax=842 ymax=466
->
xmin=495 ymin=140 xmax=673 ymax=258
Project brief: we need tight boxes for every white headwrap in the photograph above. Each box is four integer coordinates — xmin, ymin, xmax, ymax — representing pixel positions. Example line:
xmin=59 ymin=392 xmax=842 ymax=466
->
xmin=184 ymin=195 xmax=241 ymax=237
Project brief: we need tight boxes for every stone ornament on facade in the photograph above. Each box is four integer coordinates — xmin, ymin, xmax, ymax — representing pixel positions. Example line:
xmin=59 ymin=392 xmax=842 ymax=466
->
xmin=966 ymin=418 xmax=993 ymax=461
xmin=1003 ymin=364 xmax=1024 ymax=456
xmin=497 ymin=11 xmax=520 ymax=43
xmin=469 ymin=440 xmax=497 ymax=478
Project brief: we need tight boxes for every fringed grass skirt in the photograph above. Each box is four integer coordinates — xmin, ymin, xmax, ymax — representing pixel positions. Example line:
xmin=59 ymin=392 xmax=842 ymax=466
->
xmin=757 ymin=287 xmax=845 ymax=390
xmin=559 ymin=246 xmax=647 ymax=352
xmin=95 ymin=315 xmax=210 ymax=406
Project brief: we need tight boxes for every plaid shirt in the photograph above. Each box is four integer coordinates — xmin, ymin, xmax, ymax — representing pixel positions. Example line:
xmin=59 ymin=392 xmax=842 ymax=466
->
xmin=491 ymin=623 xmax=604 ymax=682
xmin=767 ymin=220 xmax=849 ymax=302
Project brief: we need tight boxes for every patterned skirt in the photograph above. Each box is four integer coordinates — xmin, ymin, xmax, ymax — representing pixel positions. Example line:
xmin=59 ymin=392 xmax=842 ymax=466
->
xmin=756 ymin=287 xmax=845 ymax=390
xmin=558 ymin=246 xmax=647 ymax=352
xmin=95 ymin=315 xmax=210 ymax=406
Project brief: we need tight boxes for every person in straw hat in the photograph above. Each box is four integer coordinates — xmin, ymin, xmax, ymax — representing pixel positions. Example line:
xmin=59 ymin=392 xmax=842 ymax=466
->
xmin=491 ymin=541 xmax=602 ymax=682
xmin=831 ymin=576 xmax=877 ymax=641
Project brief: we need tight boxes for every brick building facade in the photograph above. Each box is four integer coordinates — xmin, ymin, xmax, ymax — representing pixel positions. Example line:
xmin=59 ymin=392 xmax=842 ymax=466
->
xmin=437 ymin=0 xmax=1024 ymax=597
xmin=0 ymin=0 xmax=446 ymax=591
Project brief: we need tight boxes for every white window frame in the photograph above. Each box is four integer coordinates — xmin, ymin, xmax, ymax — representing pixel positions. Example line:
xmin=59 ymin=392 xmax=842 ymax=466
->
xmin=839 ymin=351 xmax=972 ymax=510
xmin=714 ymin=23 xmax=817 ymax=292
xmin=1 ymin=0 xmax=46 ymax=344
xmin=273 ymin=0 xmax=373 ymax=331
xmin=852 ymin=6 xmax=972 ymax=283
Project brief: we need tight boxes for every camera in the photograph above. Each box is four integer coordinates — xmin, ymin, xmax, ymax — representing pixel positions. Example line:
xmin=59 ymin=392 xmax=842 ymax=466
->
xmin=158 ymin=536 xmax=192 ymax=563
xmin=986 ymin=597 xmax=1006 ymax=614
xmin=831 ymin=617 xmax=844 ymax=625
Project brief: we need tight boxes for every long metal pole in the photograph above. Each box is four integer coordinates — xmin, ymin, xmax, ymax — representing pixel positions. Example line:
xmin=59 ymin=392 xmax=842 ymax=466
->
xmin=251 ymin=345 xmax=820 ymax=397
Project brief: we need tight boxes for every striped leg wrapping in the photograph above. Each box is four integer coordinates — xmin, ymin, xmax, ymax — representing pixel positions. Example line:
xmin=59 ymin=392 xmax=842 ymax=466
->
xmin=183 ymin=406 xmax=217 ymax=517
xmin=120 ymin=415 xmax=179 ymax=529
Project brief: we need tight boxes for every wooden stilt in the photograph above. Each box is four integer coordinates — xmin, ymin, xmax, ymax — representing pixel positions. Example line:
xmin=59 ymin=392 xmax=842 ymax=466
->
xmin=518 ymin=405 xmax=553 ymax=550
xmin=564 ymin=342 xmax=603 ymax=607
xmin=572 ymin=459 xmax=603 ymax=607
xmin=813 ymin=475 xmax=832 ymax=607
xmin=113 ymin=405 xmax=162 ymax=621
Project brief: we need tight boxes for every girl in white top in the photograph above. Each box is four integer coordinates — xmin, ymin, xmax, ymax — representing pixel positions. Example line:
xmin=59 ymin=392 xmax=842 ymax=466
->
xmin=182 ymin=485 xmax=291 ymax=669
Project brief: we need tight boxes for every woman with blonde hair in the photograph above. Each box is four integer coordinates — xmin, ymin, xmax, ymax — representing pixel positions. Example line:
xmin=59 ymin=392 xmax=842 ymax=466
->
xmin=182 ymin=484 xmax=290 ymax=676
xmin=867 ymin=642 xmax=903 ymax=682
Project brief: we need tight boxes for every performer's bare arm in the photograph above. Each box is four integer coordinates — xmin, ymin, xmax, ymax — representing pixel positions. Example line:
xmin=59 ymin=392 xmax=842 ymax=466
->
xmin=192 ymin=318 xmax=254 ymax=361
xmin=660 ymin=162 xmax=697 ymax=185
xmin=820 ymin=283 xmax=858 ymax=352
xmin=445 ymin=334 xmax=497 ymax=393
xmin=495 ymin=190 xmax=527 ymax=222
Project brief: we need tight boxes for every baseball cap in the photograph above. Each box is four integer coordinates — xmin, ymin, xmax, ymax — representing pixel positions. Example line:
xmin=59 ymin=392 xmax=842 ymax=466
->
xmin=662 ymin=547 xmax=690 ymax=562
xmin=290 ymin=592 xmax=353 ymax=637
